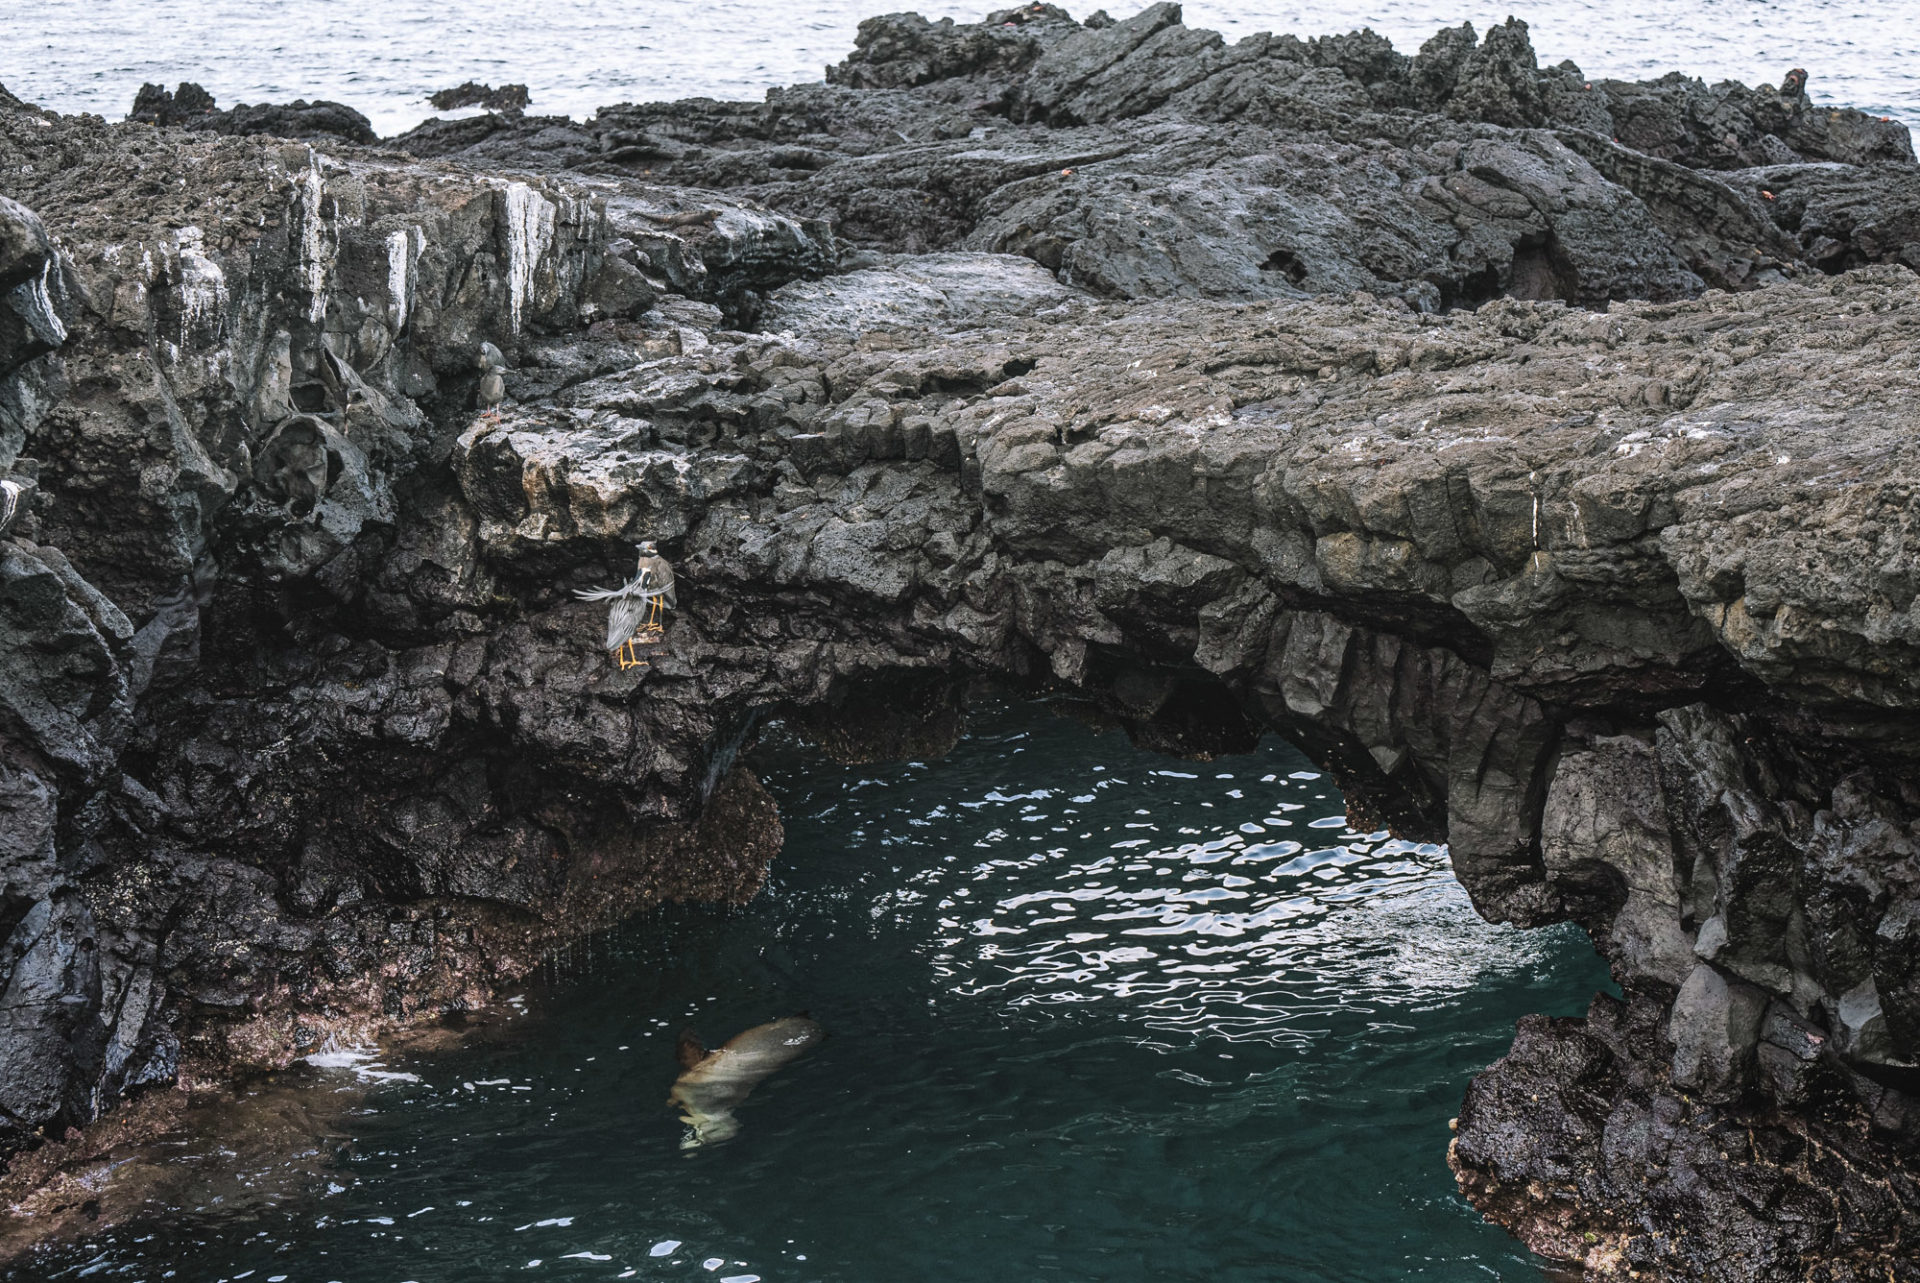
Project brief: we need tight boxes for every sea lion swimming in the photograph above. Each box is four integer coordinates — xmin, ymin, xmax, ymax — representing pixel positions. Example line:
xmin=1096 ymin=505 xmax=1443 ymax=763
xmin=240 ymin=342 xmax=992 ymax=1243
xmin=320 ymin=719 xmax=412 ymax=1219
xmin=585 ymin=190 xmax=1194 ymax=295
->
xmin=668 ymin=1015 xmax=823 ymax=1149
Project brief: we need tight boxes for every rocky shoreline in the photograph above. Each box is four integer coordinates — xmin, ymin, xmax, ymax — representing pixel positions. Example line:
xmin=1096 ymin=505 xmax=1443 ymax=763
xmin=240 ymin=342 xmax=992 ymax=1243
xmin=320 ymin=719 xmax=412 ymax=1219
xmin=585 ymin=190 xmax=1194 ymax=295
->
xmin=2 ymin=5 xmax=1917 ymax=1278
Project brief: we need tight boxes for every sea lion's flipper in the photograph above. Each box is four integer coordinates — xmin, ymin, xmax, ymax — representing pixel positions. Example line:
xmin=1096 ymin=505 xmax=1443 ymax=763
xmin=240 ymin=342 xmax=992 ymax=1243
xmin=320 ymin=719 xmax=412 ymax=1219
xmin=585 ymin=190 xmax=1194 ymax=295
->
xmin=675 ymin=1028 xmax=707 ymax=1070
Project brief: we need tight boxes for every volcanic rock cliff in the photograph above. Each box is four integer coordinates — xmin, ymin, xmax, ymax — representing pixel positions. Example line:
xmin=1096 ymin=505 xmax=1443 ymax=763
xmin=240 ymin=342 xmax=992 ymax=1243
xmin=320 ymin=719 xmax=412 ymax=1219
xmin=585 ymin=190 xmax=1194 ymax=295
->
xmin=1 ymin=7 xmax=1918 ymax=1280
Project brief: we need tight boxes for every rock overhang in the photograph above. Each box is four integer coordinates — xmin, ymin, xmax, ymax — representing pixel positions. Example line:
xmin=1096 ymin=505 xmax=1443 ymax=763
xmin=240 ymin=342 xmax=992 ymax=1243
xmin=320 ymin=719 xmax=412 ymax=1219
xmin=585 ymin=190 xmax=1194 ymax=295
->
xmin=2 ymin=10 xmax=1920 ymax=1274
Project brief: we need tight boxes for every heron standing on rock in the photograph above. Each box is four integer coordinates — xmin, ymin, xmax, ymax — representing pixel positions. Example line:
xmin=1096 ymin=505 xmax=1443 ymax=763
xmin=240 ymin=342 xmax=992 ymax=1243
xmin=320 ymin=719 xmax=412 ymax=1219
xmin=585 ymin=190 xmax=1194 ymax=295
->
xmin=576 ymin=541 xmax=676 ymax=670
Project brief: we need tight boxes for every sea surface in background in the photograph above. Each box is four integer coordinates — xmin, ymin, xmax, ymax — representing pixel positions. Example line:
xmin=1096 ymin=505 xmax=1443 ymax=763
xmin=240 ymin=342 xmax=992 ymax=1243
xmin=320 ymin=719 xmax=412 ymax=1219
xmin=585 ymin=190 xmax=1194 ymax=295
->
xmin=2 ymin=0 xmax=1915 ymax=140
xmin=9 ymin=695 xmax=1612 ymax=1283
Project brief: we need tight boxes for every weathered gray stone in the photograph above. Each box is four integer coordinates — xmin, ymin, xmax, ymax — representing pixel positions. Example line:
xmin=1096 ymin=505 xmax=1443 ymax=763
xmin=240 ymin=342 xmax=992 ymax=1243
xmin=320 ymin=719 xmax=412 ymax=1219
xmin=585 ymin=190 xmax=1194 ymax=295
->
xmin=1541 ymin=734 xmax=1694 ymax=985
xmin=1670 ymin=961 xmax=1770 ymax=1098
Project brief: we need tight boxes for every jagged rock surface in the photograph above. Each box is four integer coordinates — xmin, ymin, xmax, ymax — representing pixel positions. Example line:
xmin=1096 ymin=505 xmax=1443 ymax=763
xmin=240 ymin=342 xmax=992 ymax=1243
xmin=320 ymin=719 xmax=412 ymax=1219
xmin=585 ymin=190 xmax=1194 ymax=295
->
xmin=129 ymin=81 xmax=378 ymax=146
xmin=428 ymin=82 xmax=530 ymax=113
xmin=1 ymin=7 xmax=1918 ymax=1280
xmin=391 ymin=4 xmax=1920 ymax=311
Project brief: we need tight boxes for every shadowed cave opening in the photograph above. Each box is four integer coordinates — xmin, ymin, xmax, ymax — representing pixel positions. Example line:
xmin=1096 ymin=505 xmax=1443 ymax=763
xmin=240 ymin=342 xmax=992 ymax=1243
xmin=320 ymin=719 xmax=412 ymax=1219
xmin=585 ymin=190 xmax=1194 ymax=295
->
xmin=7 ymin=682 xmax=1614 ymax=1283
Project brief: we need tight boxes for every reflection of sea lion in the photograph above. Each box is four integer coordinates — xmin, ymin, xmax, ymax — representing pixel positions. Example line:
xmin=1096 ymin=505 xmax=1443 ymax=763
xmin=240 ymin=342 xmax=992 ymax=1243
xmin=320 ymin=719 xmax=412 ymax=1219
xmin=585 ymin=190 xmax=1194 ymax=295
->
xmin=668 ymin=1015 xmax=823 ymax=1149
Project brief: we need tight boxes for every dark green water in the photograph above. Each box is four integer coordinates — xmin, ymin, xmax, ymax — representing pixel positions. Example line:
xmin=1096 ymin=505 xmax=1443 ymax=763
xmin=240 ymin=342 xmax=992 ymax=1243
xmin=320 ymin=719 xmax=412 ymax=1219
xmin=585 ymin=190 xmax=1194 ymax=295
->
xmin=20 ymin=695 xmax=1610 ymax=1283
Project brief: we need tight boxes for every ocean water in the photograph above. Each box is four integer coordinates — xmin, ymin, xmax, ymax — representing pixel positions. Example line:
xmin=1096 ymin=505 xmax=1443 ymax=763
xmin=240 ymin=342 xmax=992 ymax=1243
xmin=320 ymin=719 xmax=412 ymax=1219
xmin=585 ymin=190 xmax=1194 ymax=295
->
xmin=9 ymin=694 xmax=1613 ymax=1283
xmin=2 ymin=0 xmax=1915 ymax=140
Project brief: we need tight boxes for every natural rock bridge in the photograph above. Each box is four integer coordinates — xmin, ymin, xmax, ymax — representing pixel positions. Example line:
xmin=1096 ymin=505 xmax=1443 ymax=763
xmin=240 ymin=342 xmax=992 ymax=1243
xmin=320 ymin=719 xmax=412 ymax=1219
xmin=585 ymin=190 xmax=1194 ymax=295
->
xmin=2 ymin=7 xmax=1917 ymax=1278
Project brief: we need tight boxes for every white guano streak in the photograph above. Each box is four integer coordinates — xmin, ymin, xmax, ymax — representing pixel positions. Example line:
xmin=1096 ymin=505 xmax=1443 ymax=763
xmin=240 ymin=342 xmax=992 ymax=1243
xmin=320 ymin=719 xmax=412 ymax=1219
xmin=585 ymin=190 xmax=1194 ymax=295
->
xmin=28 ymin=259 xmax=66 ymax=345
xmin=298 ymin=153 xmax=328 ymax=321
xmin=173 ymin=227 xmax=227 ymax=338
xmin=503 ymin=181 xmax=555 ymax=333
xmin=386 ymin=228 xmax=416 ymax=329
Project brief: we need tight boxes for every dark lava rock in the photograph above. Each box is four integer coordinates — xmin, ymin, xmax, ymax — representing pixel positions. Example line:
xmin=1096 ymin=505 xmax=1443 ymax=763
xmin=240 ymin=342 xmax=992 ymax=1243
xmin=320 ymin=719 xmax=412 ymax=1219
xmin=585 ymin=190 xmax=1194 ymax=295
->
xmin=0 ymin=195 xmax=69 ymax=383
xmin=1597 ymin=66 xmax=1914 ymax=171
xmin=1442 ymin=17 xmax=1548 ymax=128
xmin=387 ymin=6 xmax=1916 ymax=309
xmin=428 ymin=81 xmax=530 ymax=112
xmin=127 ymin=81 xmax=219 ymax=127
xmin=127 ymin=81 xmax=377 ymax=145
xmin=3 ymin=13 xmax=1920 ymax=1280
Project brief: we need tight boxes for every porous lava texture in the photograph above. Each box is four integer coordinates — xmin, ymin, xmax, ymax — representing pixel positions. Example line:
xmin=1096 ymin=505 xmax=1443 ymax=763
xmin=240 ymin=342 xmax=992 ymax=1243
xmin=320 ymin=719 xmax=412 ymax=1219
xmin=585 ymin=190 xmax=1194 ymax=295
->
xmin=1 ymin=6 xmax=1917 ymax=1279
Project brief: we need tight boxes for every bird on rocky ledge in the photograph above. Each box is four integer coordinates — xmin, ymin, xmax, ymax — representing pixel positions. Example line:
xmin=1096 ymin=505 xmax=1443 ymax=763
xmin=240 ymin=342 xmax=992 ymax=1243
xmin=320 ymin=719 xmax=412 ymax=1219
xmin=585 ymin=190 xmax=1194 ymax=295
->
xmin=476 ymin=341 xmax=507 ymax=412
xmin=575 ymin=541 xmax=676 ymax=670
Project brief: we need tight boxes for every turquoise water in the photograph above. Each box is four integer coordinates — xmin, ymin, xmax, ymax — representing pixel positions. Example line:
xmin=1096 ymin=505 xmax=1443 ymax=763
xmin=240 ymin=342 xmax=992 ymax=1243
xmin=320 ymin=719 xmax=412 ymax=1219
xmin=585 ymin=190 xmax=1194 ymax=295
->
xmin=15 ymin=694 xmax=1610 ymax=1283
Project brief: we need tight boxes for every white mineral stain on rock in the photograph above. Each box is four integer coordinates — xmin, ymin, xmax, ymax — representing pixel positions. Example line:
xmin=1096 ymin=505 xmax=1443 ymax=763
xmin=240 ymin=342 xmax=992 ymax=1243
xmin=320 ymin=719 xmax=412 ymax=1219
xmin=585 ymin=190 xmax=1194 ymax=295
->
xmin=173 ymin=226 xmax=227 ymax=339
xmin=387 ymin=227 xmax=417 ymax=330
xmin=297 ymin=152 xmax=328 ymax=322
xmin=504 ymin=181 xmax=555 ymax=333
xmin=26 ymin=258 xmax=67 ymax=345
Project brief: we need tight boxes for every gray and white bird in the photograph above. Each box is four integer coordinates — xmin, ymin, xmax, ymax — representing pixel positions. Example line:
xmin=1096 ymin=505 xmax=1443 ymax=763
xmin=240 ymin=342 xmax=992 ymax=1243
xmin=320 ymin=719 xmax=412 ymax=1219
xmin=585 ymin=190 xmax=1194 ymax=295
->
xmin=476 ymin=341 xmax=507 ymax=411
xmin=575 ymin=541 xmax=676 ymax=669
xmin=0 ymin=480 xmax=21 ymax=537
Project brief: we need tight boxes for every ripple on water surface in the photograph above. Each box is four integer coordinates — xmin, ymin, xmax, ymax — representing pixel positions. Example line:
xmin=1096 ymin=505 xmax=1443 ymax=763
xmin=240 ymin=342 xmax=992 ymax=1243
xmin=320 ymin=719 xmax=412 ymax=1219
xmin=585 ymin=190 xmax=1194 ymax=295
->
xmin=11 ymin=694 xmax=1611 ymax=1283
xmin=845 ymin=744 xmax=1562 ymax=1045
xmin=4 ymin=0 xmax=1916 ymax=140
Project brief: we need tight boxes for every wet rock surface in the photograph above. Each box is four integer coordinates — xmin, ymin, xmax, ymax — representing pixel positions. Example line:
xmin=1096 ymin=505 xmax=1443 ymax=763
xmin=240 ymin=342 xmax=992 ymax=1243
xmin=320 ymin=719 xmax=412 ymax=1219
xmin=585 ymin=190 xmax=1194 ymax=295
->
xmin=1 ymin=6 xmax=1918 ymax=1279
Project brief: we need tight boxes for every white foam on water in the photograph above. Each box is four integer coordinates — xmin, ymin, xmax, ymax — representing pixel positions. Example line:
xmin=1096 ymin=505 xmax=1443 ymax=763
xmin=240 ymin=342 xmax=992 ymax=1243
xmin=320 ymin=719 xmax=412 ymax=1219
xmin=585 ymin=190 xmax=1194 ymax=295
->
xmin=649 ymin=1241 xmax=681 ymax=1257
xmin=300 ymin=1044 xmax=421 ymax=1083
xmin=358 ymin=1067 xmax=424 ymax=1083
xmin=302 ymin=1046 xmax=377 ymax=1070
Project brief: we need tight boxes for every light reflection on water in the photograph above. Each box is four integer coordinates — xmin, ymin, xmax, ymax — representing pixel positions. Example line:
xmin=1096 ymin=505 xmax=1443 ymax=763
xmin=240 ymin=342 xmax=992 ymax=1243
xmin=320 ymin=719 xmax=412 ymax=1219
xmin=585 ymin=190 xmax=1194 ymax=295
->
xmin=8 ymin=693 xmax=1611 ymax=1283
xmin=819 ymin=719 xmax=1570 ymax=1047
xmin=3 ymin=0 xmax=1915 ymax=142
